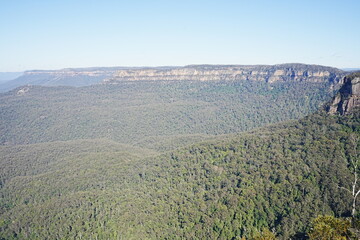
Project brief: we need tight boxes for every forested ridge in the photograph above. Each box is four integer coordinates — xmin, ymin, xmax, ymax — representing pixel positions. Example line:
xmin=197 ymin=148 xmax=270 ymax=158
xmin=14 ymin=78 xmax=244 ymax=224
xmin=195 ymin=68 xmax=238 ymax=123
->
xmin=0 ymin=109 xmax=359 ymax=239
xmin=0 ymin=74 xmax=359 ymax=239
xmin=143 ymin=110 xmax=360 ymax=239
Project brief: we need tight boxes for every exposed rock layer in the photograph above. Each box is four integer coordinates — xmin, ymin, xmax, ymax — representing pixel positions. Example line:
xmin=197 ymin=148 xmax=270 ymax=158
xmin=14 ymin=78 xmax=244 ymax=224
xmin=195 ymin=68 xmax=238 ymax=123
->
xmin=0 ymin=64 xmax=346 ymax=93
xmin=105 ymin=64 xmax=345 ymax=85
xmin=328 ymin=72 xmax=360 ymax=115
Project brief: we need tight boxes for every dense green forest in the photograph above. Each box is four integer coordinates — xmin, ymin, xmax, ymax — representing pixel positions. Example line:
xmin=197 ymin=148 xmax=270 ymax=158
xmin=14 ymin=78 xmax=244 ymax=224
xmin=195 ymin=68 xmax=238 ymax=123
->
xmin=0 ymin=109 xmax=359 ymax=239
xmin=0 ymin=80 xmax=334 ymax=148
xmin=0 ymin=76 xmax=359 ymax=239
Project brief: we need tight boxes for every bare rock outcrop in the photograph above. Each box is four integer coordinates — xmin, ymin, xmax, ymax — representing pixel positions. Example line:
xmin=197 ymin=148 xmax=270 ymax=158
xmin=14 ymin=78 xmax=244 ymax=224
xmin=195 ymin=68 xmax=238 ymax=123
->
xmin=104 ymin=63 xmax=345 ymax=85
xmin=328 ymin=72 xmax=360 ymax=115
xmin=1 ymin=64 xmax=346 ymax=93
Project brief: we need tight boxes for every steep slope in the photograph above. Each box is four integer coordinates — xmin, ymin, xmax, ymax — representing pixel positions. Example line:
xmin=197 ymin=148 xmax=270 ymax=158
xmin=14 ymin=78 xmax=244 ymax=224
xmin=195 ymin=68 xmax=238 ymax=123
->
xmin=141 ymin=110 xmax=359 ymax=239
xmin=106 ymin=63 xmax=344 ymax=84
xmin=0 ymin=108 xmax=358 ymax=239
xmin=328 ymin=72 xmax=360 ymax=115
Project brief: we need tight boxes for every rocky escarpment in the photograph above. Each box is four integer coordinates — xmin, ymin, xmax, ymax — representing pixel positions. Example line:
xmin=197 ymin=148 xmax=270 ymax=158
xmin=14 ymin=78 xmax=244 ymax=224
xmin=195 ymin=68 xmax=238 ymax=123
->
xmin=328 ymin=72 xmax=360 ymax=115
xmin=104 ymin=64 xmax=345 ymax=85
xmin=0 ymin=64 xmax=346 ymax=93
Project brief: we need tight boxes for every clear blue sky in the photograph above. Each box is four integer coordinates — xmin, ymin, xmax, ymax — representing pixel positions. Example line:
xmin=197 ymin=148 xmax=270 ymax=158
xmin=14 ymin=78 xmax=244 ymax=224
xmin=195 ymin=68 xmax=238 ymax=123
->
xmin=0 ymin=0 xmax=359 ymax=71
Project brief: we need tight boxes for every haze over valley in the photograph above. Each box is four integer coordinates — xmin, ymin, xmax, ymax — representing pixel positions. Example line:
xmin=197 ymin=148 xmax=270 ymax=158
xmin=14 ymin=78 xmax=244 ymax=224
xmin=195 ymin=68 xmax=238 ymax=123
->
xmin=0 ymin=63 xmax=360 ymax=239
xmin=1 ymin=1 xmax=360 ymax=239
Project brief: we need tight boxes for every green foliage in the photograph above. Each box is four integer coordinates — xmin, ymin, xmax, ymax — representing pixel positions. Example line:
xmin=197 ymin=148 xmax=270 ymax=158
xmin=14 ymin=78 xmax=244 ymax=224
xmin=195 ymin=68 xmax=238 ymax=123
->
xmin=0 ymin=80 xmax=333 ymax=149
xmin=308 ymin=215 xmax=352 ymax=240
xmin=0 ymin=110 xmax=358 ymax=239
xmin=137 ymin=111 xmax=359 ymax=239
xmin=252 ymin=228 xmax=277 ymax=240
xmin=0 ymin=79 xmax=358 ymax=239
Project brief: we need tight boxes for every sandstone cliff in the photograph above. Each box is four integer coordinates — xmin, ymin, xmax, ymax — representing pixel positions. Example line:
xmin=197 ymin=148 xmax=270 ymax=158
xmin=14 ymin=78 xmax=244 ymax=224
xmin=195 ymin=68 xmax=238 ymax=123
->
xmin=104 ymin=64 xmax=345 ymax=85
xmin=328 ymin=72 xmax=360 ymax=115
xmin=0 ymin=64 xmax=346 ymax=93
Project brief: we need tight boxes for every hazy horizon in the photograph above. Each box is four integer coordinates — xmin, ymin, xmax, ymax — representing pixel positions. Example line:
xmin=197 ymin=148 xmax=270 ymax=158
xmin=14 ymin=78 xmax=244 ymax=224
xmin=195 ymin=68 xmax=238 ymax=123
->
xmin=1 ymin=63 xmax=360 ymax=73
xmin=1 ymin=0 xmax=359 ymax=71
xmin=1 ymin=2 xmax=359 ymax=238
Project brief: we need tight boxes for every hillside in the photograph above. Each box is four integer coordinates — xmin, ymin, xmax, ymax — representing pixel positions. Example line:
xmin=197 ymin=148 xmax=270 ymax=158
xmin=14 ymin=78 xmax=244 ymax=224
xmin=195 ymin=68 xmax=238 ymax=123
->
xmin=140 ymin=110 xmax=360 ymax=239
xmin=0 ymin=108 xmax=358 ymax=239
xmin=0 ymin=67 xmax=358 ymax=239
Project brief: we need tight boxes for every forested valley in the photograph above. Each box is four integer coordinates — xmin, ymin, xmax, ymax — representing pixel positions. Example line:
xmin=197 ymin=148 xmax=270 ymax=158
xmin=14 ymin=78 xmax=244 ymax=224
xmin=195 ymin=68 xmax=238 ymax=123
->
xmin=0 ymin=68 xmax=359 ymax=239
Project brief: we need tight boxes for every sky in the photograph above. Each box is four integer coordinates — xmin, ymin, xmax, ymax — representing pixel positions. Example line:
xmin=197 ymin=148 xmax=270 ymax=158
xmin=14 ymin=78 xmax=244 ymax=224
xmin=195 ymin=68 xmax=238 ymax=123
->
xmin=0 ymin=0 xmax=359 ymax=71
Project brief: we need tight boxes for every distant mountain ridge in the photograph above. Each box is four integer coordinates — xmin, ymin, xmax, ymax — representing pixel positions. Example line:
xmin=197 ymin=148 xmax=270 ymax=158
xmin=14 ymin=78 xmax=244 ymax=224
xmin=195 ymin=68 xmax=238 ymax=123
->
xmin=0 ymin=72 xmax=23 ymax=82
xmin=106 ymin=63 xmax=346 ymax=86
xmin=0 ymin=68 xmax=117 ymax=92
xmin=0 ymin=63 xmax=347 ymax=92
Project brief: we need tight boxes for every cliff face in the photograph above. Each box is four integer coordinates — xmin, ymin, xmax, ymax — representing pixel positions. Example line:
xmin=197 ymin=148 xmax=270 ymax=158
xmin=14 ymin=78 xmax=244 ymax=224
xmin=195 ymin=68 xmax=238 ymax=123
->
xmin=104 ymin=64 xmax=345 ymax=85
xmin=328 ymin=72 xmax=360 ymax=115
xmin=0 ymin=64 xmax=346 ymax=93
